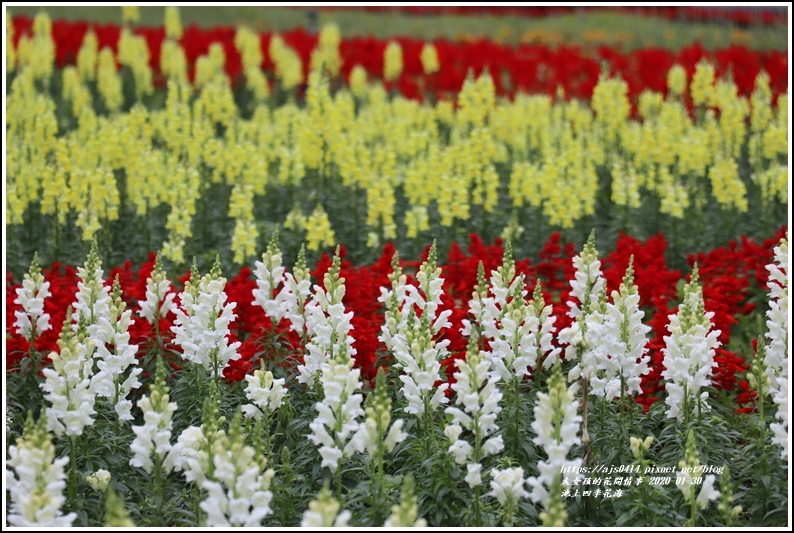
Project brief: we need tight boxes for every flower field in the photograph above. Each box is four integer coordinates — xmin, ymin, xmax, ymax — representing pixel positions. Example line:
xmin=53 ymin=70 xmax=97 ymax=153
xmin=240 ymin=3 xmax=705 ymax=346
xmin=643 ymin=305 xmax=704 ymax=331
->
xmin=4 ymin=7 xmax=791 ymax=528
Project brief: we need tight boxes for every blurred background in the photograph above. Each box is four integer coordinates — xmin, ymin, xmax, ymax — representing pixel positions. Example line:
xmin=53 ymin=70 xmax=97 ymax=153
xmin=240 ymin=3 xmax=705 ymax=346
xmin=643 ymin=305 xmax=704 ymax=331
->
xmin=6 ymin=5 xmax=789 ymax=50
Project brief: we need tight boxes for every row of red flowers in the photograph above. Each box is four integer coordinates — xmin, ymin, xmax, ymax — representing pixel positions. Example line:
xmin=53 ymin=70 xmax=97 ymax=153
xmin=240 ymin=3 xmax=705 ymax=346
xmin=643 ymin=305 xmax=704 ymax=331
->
xmin=11 ymin=15 xmax=788 ymax=102
xmin=313 ymin=5 xmax=788 ymax=27
xmin=7 ymin=227 xmax=786 ymax=411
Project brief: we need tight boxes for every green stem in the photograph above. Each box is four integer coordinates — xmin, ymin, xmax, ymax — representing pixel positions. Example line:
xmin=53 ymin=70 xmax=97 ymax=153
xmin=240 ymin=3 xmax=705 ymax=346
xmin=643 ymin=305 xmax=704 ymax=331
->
xmin=154 ymin=306 xmax=161 ymax=345
xmin=192 ymin=484 xmax=201 ymax=526
xmin=69 ymin=436 xmax=78 ymax=502
xmin=582 ymin=378 xmax=591 ymax=467
xmin=154 ymin=452 xmax=164 ymax=522
xmin=474 ymin=484 xmax=482 ymax=527
xmin=29 ymin=326 xmax=38 ymax=366
xmin=616 ymin=371 xmax=626 ymax=436
xmin=697 ymin=393 xmax=702 ymax=426
xmin=423 ymin=396 xmax=435 ymax=453
xmin=511 ymin=377 xmax=520 ymax=458
xmin=335 ymin=464 xmax=343 ymax=502
xmin=683 ymin=382 xmax=689 ymax=430
xmin=473 ymin=410 xmax=482 ymax=527
xmin=374 ymin=437 xmax=385 ymax=522
xmin=757 ymin=377 xmax=767 ymax=515
xmin=264 ymin=409 xmax=272 ymax=460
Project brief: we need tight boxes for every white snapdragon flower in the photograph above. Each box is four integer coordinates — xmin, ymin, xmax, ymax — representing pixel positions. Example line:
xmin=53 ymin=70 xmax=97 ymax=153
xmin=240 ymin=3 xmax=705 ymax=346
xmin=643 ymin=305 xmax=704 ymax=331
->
xmin=91 ymin=276 xmax=143 ymax=421
xmin=404 ymin=242 xmax=453 ymax=335
xmin=167 ymin=383 xmax=225 ymax=484
xmin=463 ymin=245 xmax=559 ymax=382
xmin=171 ymin=257 xmax=241 ymax=379
xmin=489 ymin=466 xmax=530 ymax=506
xmin=305 ymin=250 xmax=365 ymax=472
xmin=86 ymin=469 xmax=111 ymax=492
xmin=13 ymin=252 xmax=52 ymax=342
xmin=696 ymin=475 xmax=720 ymax=508
xmin=630 ymin=435 xmax=654 ymax=460
xmin=393 ymin=310 xmax=451 ymax=417
xmin=71 ymin=241 xmax=112 ymax=341
xmin=166 ymin=426 xmax=209 ymax=484
xmin=278 ymin=245 xmax=313 ymax=340
xmin=529 ymin=282 xmax=563 ymax=371
xmin=130 ymin=357 xmax=177 ymax=474
xmin=378 ymin=251 xmax=411 ymax=353
xmin=525 ymin=364 xmax=582 ymax=527
xmin=40 ymin=321 xmax=98 ymax=438
xmin=763 ymin=235 xmax=788 ymax=461
xmin=460 ymin=262 xmax=488 ymax=339
xmin=6 ymin=415 xmax=76 ymax=527
xmin=297 ymin=249 xmax=357 ymax=388
xmin=661 ymin=266 xmax=721 ymax=421
xmin=301 ymin=485 xmax=351 ymax=527
xmin=308 ymin=359 xmax=365 ymax=471
xmin=200 ymin=414 xmax=275 ymax=527
xmin=590 ymin=258 xmax=651 ymax=399
xmin=138 ymin=253 xmax=176 ymax=325
xmin=477 ymin=241 xmax=524 ymax=343
xmin=559 ymin=232 xmax=607 ymax=386
xmin=242 ymin=364 xmax=288 ymax=420
xmin=391 ymin=242 xmax=451 ymax=418
xmin=489 ymin=280 xmax=562 ymax=382
xmin=445 ymin=336 xmax=504 ymax=488
xmin=351 ymin=368 xmax=407 ymax=457
xmin=676 ymin=430 xmax=720 ymax=524
xmin=252 ymin=231 xmax=289 ymax=324
xmin=478 ymin=245 xmax=534 ymax=382
xmin=490 ymin=466 xmax=530 ymax=526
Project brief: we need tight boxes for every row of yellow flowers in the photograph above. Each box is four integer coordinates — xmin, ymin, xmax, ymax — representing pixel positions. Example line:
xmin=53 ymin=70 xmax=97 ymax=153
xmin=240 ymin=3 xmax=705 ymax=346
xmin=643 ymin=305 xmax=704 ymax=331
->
xmin=6 ymin=15 xmax=788 ymax=266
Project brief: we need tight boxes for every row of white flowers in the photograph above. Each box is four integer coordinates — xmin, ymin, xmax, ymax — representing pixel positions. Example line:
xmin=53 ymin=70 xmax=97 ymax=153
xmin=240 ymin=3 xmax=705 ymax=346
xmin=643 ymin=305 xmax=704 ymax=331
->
xmin=10 ymin=232 xmax=787 ymax=525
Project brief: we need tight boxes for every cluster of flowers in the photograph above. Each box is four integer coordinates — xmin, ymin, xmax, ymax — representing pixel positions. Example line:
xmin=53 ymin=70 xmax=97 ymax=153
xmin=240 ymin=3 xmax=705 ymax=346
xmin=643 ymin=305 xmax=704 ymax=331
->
xmin=7 ymin=227 xmax=787 ymax=414
xmin=6 ymin=229 xmax=787 ymax=526
xmin=316 ymin=5 xmax=788 ymax=27
xmin=8 ymin=18 xmax=787 ymax=266
xmin=9 ymin=13 xmax=787 ymax=102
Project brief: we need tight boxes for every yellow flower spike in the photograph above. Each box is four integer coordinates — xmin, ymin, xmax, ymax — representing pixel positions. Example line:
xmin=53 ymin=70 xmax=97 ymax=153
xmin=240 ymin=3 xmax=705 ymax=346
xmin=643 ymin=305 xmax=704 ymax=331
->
xmin=232 ymin=218 xmax=259 ymax=265
xmin=245 ymin=67 xmax=270 ymax=102
xmin=27 ymin=12 xmax=55 ymax=83
xmin=97 ymin=47 xmax=123 ymax=113
xmin=270 ymin=35 xmax=303 ymax=91
xmin=236 ymin=25 xmax=263 ymax=72
xmin=383 ymin=41 xmax=403 ymax=82
xmin=658 ymin=171 xmax=690 ymax=219
xmin=164 ymin=6 xmax=182 ymax=40
xmin=592 ymin=73 xmax=630 ymax=145
xmin=283 ymin=205 xmax=307 ymax=234
xmin=420 ymin=42 xmax=440 ymax=75
xmin=6 ymin=15 xmax=16 ymax=72
xmin=690 ymin=60 xmax=716 ymax=109
xmin=667 ymin=64 xmax=687 ymax=98
xmin=304 ymin=205 xmax=336 ymax=252
xmin=311 ymin=23 xmax=342 ymax=77
xmin=708 ymin=156 xmax=748 ymax=212
xmin=121 ymin=6 xmax=140 ymax=24
xmin=611 ymin=158 xmax=642 ymax=209
xmin=638 ymin=90 xmax=664 ymax=120
xmin=160 ymin=39 xmax=188 ymax=81
xmin=404 ymin=205 xmax=429 ymax=239
xmin=435 ymin=99 xmax=454 ymax=125
xmin=76 ymin=30 xmax=98 ymax=81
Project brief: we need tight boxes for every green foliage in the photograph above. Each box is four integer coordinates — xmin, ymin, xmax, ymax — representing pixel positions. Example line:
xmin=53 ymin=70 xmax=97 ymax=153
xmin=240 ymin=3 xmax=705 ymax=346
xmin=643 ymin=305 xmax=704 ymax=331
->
xmin=5 ymin=328 xmax=789 ymax=526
